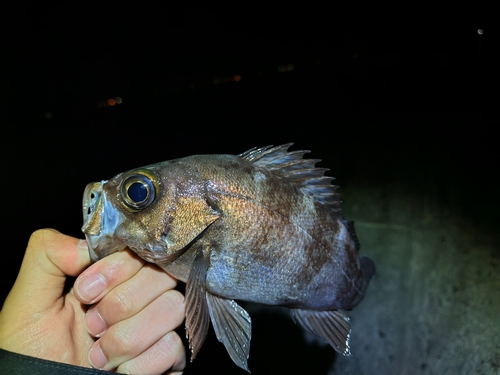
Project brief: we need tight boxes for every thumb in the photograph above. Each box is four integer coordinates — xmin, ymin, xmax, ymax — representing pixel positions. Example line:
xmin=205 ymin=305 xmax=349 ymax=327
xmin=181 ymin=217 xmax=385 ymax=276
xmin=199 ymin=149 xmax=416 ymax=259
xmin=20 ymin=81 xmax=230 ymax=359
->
xmin=5 ymin=229 xmax=91 ymax=312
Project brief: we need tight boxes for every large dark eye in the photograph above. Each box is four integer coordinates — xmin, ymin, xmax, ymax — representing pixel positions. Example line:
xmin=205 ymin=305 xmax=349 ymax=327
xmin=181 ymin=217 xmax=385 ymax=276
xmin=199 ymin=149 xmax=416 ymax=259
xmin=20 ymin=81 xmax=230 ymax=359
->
xmin=128 ymin=182 xmax=148 ymax=202
xmin=120 ymin=170 xmax=158 ymax=210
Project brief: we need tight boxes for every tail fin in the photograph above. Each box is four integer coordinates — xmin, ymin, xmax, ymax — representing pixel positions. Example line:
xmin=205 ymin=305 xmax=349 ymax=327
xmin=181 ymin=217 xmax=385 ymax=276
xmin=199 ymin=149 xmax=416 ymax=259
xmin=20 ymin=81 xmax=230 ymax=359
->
xmin=360 ymin=256 xmax=376 ymax=281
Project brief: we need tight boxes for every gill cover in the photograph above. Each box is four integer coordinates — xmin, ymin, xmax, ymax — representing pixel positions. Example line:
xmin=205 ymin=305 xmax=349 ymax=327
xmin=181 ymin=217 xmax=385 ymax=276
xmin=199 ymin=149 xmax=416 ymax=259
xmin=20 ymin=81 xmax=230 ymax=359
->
xmin=160 ymin=195 xmax=221 ymax=255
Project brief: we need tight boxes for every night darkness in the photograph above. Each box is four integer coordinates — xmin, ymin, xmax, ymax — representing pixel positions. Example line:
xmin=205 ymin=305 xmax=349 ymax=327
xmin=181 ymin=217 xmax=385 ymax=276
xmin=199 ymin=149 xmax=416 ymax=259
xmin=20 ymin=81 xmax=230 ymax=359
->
xmin=1 ymin=1 xmax=499 ymax=374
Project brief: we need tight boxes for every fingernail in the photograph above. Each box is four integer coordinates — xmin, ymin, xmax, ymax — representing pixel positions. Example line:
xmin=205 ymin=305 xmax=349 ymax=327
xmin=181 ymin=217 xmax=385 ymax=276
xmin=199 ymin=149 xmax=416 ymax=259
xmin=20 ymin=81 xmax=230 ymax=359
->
xmin=76 ymin=273 xmax=106 ymax=302
xmin=77 ymin=239 xmax=88 ymax=250
xmin=88 ymin=343 xmax=107 ymax=369
xmin=86 ymin=307 xmax=106 ymax=337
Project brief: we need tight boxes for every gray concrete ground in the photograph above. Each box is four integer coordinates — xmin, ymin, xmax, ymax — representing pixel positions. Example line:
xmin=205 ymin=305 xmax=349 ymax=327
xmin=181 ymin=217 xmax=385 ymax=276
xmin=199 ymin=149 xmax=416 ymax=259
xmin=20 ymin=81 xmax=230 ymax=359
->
xmin=329 ymin=183 xmax=500 ymax=375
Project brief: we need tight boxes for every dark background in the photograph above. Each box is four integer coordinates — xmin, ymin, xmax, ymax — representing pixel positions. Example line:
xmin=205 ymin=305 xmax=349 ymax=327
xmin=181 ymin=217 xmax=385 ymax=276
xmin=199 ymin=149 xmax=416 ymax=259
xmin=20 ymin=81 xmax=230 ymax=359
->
xmin=1 ymin=1 xmax=499 ymax=374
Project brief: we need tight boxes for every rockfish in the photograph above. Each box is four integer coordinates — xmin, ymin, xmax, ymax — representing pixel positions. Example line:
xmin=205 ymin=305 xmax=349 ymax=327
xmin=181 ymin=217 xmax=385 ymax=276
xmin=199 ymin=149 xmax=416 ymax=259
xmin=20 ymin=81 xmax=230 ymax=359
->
xmin=81 ymin=143 xmax=375 ymax=371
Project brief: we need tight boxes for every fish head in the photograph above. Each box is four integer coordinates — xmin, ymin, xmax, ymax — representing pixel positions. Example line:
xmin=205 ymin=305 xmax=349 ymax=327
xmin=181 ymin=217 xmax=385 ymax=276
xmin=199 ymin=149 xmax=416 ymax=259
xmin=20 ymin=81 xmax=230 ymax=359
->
xmin=82 ymin=161 xmax=220 ymax=264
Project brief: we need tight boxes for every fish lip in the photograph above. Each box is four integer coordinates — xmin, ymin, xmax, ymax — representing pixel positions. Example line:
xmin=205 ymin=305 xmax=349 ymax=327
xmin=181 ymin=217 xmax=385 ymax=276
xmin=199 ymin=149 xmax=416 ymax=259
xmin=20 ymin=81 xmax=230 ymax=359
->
xmin=82 ymin=180 xmax=127 ymax=263
xmin=86 ymin=234 xmax=100 ymax=263
xmin=85 ymin=233 xmax=128 ymax=263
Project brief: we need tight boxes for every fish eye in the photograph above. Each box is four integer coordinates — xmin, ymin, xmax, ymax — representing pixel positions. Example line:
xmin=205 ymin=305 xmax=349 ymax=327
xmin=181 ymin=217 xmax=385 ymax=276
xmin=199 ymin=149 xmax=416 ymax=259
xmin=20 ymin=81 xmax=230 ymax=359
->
xmin=128 ymin=182 xmax=148 ymax=202
xmin=120 ymin=170 xmax=158 ymax=210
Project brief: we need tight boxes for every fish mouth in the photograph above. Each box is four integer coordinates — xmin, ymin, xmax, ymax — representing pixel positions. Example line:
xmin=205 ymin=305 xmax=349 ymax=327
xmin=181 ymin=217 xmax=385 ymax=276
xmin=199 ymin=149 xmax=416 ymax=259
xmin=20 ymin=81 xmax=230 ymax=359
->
xmin=86 ymin=234 xmax=100 ymax=263
xmin=82 ymin=181 xmax=127 ymax=263
xmin=85 ymin=233 xmax=127 ymax=263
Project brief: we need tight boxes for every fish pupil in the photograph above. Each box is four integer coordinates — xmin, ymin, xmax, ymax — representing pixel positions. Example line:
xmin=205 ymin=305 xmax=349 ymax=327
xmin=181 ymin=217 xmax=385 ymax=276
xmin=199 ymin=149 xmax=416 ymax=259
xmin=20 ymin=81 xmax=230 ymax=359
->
xmin=128 ymin=182 xmax=148 ymax=203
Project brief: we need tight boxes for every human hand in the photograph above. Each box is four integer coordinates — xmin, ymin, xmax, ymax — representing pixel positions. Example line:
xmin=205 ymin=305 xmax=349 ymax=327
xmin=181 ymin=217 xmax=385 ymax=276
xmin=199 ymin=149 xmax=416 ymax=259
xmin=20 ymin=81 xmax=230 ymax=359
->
xmin=0 ymin=229 xmax=186 ymax=374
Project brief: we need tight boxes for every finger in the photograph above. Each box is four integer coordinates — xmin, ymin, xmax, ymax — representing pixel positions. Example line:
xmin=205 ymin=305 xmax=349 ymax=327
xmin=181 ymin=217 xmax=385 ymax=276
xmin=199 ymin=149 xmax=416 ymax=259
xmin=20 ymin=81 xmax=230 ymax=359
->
xmin=86 ymin=263 xmax=177 ymax=337
xmin=88 ymin=289 xmax=185 ymax=370
xmin=116 ymin=331 xmax=186 ymax=375
xmin=74 ymin=249 xmax=145 ymax=304
xmin=3 ymin=229 xmax=90 ymax=312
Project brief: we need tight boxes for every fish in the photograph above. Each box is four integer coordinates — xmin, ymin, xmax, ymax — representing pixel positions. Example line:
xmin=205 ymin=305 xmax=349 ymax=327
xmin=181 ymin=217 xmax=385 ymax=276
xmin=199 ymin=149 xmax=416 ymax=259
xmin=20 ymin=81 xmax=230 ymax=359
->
xmin=81 ymin=143 xmax=375 ymax=372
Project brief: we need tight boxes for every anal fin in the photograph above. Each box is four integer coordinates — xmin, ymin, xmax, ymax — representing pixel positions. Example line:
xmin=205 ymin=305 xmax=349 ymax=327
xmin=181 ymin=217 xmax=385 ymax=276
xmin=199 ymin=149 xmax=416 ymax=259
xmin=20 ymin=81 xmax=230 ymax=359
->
xmin=290 ymin=308 xmax=352 ymax=356
xmin=206 ymin=293 xmax=252 ymax=372
xmin=185 ymin=249 xmax=210 ymax=361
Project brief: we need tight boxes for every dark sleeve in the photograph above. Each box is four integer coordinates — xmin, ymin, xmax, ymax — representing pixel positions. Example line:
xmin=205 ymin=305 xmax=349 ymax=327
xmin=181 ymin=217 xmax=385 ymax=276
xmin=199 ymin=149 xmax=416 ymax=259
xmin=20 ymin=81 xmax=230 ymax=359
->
xmin=0 ymin=348 xmax=120 ymax=375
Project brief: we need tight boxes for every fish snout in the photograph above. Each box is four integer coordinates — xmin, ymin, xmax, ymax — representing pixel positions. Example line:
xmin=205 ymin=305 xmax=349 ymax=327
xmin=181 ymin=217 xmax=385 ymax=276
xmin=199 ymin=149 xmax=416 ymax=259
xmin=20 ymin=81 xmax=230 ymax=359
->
xmin=81 ymin=181 xmax=126 ymax=262
xmin=82 ymin=182 xmax=104 ymax=236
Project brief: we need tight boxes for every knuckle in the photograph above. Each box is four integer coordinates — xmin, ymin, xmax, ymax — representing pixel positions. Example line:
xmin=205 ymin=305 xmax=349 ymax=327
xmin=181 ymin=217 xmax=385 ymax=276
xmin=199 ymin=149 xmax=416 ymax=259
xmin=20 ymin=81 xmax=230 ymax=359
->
xmin=155 ymin=290 xmax=186 ymax=324
xmin=29 ymin=228 xmax=46 ymax=240
xmin=99 ymin=250 xmax=143 ymax=285
xmin=163 ymin=331 xmax=184 ymax=353
xmin=117 ymin=361 xmax=140 ymax=375
xmin=161 ymin=332 xmax=186 ymax=369
xmin=29 ymin=228 xmax=58 ymax=248
xmin=101 ymin=256 xmax=127 ymax=284
xmin=161 ymin=290 xmax=185 ymax=313
xmin=108 ymin=325 xmax=137 ymax=355
xmin=112 ymin=288 xmax=135 ymax=316
xmin=115 ymin=333 xmax=186 ymax=375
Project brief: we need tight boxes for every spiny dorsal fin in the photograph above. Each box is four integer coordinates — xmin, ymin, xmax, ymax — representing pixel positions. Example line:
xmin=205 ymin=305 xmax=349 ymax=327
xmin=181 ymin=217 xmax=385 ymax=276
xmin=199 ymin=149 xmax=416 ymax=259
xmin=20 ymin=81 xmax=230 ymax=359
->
xmin=239 ymin=143 xmax=342 ymax=212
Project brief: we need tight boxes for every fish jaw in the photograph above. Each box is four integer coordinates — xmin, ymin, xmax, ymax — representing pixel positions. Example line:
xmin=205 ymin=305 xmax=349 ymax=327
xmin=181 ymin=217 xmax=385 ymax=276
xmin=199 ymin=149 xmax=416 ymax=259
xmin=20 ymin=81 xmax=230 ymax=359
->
xmin=82 ymin=181 xmax=127 ymax=262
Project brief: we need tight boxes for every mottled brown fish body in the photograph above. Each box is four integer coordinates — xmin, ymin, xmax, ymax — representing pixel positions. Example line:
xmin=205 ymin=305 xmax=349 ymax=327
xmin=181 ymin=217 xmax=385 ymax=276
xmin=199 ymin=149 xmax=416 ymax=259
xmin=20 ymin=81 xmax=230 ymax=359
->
xmin=167 ymin=154 xmax=366 ymax=310
xmin=82 ymin=144 xmax=375 ymax=372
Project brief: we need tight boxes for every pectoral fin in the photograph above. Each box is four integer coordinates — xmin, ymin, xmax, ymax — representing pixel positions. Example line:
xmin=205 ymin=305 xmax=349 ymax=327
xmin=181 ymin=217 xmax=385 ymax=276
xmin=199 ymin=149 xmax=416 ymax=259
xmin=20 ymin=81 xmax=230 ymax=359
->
xmin=185 ymin=249 xmax=210 ymax=361
xmin=290 ymin=308 xmax=352 ymax=356
xmin=206 ymin=293 xmax=252 ymax=372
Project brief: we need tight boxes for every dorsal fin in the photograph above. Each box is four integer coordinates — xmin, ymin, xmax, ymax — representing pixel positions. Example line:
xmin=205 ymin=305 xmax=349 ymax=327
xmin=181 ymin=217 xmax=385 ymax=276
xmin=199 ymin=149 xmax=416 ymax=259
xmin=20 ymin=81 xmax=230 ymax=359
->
xmin=239 ymin=143 xmax=342 ymax=213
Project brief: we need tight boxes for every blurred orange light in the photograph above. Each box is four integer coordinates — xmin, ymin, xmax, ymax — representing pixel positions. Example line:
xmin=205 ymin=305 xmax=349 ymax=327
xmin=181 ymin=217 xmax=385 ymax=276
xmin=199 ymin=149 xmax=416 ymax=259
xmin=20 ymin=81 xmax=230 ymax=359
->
xmin=234 ymin=74 xmax=241 ymax=82
xmin=108 ymin=99 xmax=116 ymax=106
xmin=279 ymin=63 xmax=294 ymax=73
